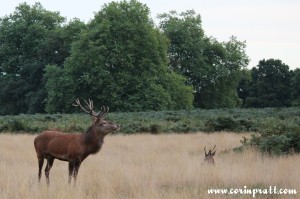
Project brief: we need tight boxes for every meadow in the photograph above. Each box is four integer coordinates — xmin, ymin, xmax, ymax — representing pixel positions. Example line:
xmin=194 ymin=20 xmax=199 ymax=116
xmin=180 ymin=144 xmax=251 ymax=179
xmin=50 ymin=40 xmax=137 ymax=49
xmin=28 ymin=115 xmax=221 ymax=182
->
xmin=1 ymin=107 xmax=299 ymax=156
xmin=1 ymin=132 xmax=299 ymax=199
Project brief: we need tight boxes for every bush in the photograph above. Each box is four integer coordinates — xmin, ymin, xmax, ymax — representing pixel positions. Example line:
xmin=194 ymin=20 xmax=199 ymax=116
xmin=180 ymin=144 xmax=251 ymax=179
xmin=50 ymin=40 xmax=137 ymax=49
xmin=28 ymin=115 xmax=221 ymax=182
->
xmin=259 ymin=134 xmax=292 ymax=156
xmin=0 ymin=108 xmax=299 ymax=137
xmin=4 ymin=119 xmax=26 ymax=131
xmin=240 ymin=125 xmax=300 ymax=156
xmin=149 ymin=124 xmax=161 ymax=134
xmin=205 ymin=116 xmax=238 ymax=131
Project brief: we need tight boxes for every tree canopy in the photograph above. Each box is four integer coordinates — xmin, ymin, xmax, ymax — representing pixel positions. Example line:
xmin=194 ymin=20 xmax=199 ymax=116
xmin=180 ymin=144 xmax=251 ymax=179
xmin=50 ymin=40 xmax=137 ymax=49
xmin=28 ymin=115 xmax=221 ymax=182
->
xmin=45 ymin=0 xmax=194 ymax=113
xmin=159 ymin=11 xmax=249 ymax=108
xmin=243 ymin=59 xmax=292 ymax=107
xmin=0 ymin=1 xmax=299 ymax=115
xmin=291 ymin=69 xmax=300 ymax=106
xmin=0 ymin=2 xmax=85 ymax=114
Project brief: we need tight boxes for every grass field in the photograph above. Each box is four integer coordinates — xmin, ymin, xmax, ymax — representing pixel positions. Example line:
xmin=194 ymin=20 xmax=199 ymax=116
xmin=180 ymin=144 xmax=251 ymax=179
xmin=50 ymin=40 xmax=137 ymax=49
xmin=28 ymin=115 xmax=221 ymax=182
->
xmin=0 ymin=132 xmax=299 ymax=199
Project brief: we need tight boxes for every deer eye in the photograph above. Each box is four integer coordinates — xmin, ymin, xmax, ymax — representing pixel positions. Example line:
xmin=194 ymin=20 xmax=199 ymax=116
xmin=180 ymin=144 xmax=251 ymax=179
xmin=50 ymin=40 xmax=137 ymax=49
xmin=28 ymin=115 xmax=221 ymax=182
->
xmin=100 ymin=121 xmax=107 ymax=125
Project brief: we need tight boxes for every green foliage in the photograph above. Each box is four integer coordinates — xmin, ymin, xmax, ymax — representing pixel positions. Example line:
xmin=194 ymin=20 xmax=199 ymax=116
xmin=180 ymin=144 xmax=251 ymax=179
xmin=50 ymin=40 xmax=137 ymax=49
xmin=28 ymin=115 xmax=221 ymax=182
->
xmin=243 ymin=59 xmax=292 ymax=108
xmin=46 ymin=0 xmax=193 ymax=112
xmin=0 ymin=3 xmax=85 ymax=115
xmin=242 ymin=131 xmax=300 ymax=156
xmin=291 ymin=68 xmax=300 ymax=106
xmin=237 ymin=68 xmax=252 ymax=106
xmin=239 ymin=108 xmax=300 ymax=156
xmin=205 ymin=116 xmax=238 ymax=131
xmin=259 ymin=134 xmax=292 ymax=156
xmin=1 ymin=108 xmax=299 ymax=137
xmin=159 ymin=11 xmax=249 ymax=108
xmin=44 ymin=65 xmax=76 ymax=113
xmin=0 ymin=114 xmax=89 ymax=133
xmin=1 ymin=2 xmax=299 ymax=115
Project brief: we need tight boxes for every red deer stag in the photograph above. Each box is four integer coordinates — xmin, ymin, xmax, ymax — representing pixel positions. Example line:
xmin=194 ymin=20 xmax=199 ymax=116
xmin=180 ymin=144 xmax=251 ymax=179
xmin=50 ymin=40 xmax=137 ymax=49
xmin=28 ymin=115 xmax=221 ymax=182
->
xmin=34 ymin=99 xmax=119 ymax=185
xmin=204 ymin=145 xmax=216 ymax=165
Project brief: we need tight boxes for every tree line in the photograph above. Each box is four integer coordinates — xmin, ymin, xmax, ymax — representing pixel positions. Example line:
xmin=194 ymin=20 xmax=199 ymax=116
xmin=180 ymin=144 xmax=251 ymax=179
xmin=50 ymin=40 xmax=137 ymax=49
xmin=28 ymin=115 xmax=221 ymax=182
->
xmin=0 ymin=0 xmax=299 ymax=115
xmin=238 ymin=59 xmax=300 ymax=107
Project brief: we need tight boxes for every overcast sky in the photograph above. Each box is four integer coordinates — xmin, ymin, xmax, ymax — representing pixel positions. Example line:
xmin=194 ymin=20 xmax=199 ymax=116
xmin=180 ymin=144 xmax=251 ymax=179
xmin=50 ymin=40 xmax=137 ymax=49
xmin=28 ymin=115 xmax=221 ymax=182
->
xmin=1 ymin=0 xmax=299 ymax=69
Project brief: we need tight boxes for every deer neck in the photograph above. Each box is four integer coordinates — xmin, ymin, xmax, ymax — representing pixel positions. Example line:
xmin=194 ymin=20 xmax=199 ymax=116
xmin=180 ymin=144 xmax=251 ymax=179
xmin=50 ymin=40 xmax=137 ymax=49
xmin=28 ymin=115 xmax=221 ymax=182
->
xmin=82 ymin=126 xmax=105 ymax=154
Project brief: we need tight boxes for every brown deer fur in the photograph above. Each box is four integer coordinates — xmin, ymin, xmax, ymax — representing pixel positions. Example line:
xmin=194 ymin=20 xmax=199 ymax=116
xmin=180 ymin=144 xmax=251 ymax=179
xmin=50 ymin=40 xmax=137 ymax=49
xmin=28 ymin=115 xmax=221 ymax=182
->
xmin=34 ymin=99 xmax=119 ymax=185
xmin=204 ymin=145 xmax=216 ymax=165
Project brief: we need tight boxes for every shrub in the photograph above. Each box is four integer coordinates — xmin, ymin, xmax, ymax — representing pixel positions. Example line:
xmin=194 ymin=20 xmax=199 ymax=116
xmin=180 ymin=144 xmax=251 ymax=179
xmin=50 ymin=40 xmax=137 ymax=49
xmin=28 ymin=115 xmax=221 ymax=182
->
xmin=259 ymin=134 xmax=292 ymax=156
xmin=150 ymin=124 xmax=161 ymax=134
xmin=205 ymin=116 xmax=239 ymax=131
xmin=6 ymin=119 xmax=27 ymax=131
xmin=240 ymin=128 xmax=300 ymax=156
xmin=0 ymin=108 xmax=299 ymax=137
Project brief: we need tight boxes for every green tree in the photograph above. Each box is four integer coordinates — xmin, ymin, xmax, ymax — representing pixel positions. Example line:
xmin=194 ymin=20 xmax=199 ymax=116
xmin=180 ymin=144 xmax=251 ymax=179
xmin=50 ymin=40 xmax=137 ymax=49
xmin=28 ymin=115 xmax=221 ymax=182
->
xmin=45 ymin=0 xmax=193 ymax=113
xmin=237 ymin=68 xmax=252 ymax=106
xmin=199 ymin=37 xmax=249 ymax=108
xmin=0 ymin=3 xmax=85 ymax=115
xmin=159 ymin=11 xmax=249 ymax=108
xmin=244 ymin=59 xmax=291 ymax=107
xmin=291 ymin=68 xmax=300 ymax=106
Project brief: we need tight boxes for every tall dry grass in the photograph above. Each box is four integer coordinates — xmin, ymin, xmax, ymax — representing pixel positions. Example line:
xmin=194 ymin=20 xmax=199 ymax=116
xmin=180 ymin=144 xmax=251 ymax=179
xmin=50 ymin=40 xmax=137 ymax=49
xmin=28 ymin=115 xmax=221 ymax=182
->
xmin=0 ymin=132 xmax=299 ymax=199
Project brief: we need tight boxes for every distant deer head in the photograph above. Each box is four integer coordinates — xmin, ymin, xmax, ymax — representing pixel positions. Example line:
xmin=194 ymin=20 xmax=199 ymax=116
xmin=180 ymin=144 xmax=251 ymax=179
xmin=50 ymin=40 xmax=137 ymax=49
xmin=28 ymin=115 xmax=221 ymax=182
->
xmin=204 ymin=145 xmax=216 ymax=165
xmin=34 ymin=99 xmax=119 ymax=185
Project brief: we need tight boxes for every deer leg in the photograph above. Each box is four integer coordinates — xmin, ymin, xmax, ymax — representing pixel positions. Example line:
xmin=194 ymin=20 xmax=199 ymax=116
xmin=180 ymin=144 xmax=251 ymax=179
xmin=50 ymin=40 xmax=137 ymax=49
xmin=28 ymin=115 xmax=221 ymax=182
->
xmin=73 ymin=160 xmax=81 ymax=184
xmin=45 ymin=157 xmax=54 ymax=185
xmin=68 ymin=161 xmax=75 ymax=184
xmin=38 ymin=156 xmax=44 ymax=182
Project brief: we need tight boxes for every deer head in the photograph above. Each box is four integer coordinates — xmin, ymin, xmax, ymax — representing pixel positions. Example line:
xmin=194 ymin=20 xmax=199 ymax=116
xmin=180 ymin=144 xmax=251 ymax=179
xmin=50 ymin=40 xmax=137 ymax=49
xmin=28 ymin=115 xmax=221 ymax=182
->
xmin=204 ymin=145 xmax=216 ymax=165
xmin=73 ymin=98 xmax=119 ymax=135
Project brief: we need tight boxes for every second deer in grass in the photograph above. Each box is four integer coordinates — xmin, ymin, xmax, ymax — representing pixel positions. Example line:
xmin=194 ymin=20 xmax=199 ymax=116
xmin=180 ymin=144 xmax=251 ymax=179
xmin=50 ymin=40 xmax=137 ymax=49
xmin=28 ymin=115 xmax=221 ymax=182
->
xmin=34 ymin=99 xmax=119 ymax=185
xmin=204 ymin=145 xmax=216 ymax=165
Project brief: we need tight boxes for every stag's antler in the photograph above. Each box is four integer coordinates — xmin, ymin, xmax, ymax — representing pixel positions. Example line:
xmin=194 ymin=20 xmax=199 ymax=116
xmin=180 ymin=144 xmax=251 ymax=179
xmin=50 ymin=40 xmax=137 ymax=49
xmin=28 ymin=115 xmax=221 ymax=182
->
xmin=211 ymin=145 xmax=216 ymax=156
xmin=97 ymin=106 xmax=109 ymax=118
xmin=73 ymin=98 xmax=109 ymax=118
xmin=204 ymin=145 xmax=216 ymax=156
xmin=212 ymin=145 xmax=216 ymax=152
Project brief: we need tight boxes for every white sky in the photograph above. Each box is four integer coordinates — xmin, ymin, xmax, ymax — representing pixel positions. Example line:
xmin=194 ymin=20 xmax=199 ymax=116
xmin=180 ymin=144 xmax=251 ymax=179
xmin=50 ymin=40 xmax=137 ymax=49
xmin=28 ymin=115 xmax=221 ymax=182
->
xmin=1 ymin=0 xmax=299 ymax=69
